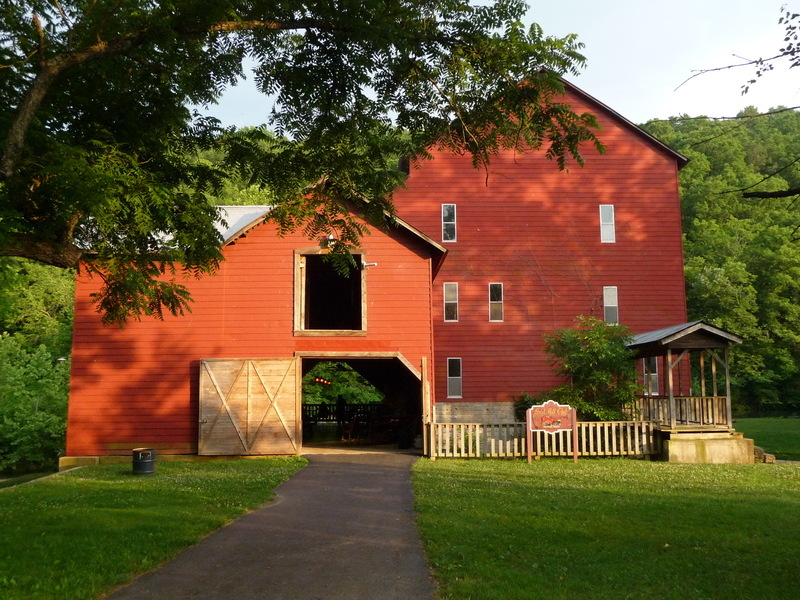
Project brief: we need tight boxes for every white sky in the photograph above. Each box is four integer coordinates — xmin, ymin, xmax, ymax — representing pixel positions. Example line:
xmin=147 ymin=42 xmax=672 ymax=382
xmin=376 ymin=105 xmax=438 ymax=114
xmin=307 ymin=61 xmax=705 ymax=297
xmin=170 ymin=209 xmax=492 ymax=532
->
xmin=206 ymin=0 xmax=800 ymax=127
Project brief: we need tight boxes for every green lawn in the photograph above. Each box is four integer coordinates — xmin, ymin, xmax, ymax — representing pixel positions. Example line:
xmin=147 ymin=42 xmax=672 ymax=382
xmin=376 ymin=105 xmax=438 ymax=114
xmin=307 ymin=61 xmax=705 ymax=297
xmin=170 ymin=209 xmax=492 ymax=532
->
xmin=735 ymin=418 xmax=800 ymax=460
xmin=413 ymin=458 xmax=800 ymax=600
xmin=0 ymin=458 xmax=305 ymax=600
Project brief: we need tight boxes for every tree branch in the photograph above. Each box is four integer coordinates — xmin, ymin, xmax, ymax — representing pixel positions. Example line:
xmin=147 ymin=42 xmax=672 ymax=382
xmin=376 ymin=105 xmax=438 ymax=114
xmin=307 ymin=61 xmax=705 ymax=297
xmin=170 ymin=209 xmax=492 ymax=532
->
xmin=675 ymin=53 xmax=785 ymax=91
xmin=0 ymin=17 xmax=351 ymax=181
xmin=742 ymin=187 xmax=800 ymax=199
xmin=0 ymin=233 xmax=84 ymax=268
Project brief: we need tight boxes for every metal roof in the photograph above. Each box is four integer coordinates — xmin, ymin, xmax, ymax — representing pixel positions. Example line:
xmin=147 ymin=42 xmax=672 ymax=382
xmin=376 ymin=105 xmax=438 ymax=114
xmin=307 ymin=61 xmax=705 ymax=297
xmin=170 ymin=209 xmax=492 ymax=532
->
xmin=628 ymin=321 xmax=743 ymax=350
xmin=216 ymin=206 xmax=273 ymax=244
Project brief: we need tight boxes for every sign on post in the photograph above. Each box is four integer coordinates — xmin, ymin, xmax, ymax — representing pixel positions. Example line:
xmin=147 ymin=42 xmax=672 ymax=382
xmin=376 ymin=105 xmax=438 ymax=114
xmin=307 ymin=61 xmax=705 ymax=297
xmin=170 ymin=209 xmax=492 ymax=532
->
xmin=526 ymin=400 xmax=578 ymax=463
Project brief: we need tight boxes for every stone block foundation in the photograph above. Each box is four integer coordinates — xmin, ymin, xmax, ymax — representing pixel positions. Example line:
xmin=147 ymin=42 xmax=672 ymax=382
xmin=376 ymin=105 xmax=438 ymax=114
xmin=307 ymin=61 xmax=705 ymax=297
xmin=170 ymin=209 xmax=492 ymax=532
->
xmin=660 ymin=431 xmax=754 ymax=464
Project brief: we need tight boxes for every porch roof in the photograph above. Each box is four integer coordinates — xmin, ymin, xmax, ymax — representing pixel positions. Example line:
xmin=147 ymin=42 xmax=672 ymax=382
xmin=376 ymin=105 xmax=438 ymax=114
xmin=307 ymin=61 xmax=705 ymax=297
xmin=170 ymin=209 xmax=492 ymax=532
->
xmin=627 ymin=321 xmax=743 ymax=358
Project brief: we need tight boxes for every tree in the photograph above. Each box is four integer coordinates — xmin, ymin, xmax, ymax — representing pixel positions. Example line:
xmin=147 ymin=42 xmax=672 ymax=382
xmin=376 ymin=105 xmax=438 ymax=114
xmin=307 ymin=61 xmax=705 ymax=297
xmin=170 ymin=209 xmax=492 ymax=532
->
xmin=1 ymin=1 xmax=602 ymax=324
xmin=643 ymin=110 xmax=800 ymax=413
xmin=302 ymin=362 xmax=384 ymax=405
xmin=0 ymin=258 xmax=74 ymax=473
xmin=541 ymin=316 xmax=639 ymax=421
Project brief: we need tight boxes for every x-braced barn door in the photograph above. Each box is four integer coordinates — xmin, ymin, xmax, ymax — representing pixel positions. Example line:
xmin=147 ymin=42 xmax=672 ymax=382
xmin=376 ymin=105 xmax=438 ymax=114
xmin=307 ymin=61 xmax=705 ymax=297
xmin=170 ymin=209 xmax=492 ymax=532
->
xmin=199 ymin=358 xmax=300 ymax=455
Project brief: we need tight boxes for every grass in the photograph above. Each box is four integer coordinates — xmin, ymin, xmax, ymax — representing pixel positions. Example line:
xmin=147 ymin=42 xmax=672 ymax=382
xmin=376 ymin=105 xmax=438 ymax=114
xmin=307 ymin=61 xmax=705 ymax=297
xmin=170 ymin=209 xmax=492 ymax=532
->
xmin=0 ymin=457 xmax=305 ymax=600
xmin=0 ymin=471 xmax=57 ymax=490
xmin=413 ymin=458 xmax=800 ymax=600
xmin=734 ymin=418 xmax=800 ymax=460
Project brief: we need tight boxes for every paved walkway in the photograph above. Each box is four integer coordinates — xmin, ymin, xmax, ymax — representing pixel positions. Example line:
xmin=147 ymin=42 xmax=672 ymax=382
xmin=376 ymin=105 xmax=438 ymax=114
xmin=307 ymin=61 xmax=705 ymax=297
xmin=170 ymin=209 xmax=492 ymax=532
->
xmin=107 ymin=450 xmax=436 ymax=600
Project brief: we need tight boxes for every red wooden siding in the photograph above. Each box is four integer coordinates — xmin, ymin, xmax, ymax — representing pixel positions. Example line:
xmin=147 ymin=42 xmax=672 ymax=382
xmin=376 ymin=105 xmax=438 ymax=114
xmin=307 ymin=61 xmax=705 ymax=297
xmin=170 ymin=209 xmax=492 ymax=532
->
xmin=393 ymin=87 xmax=688 ymax=406
xmin=67 ymin=218 xmax=437 ymax=456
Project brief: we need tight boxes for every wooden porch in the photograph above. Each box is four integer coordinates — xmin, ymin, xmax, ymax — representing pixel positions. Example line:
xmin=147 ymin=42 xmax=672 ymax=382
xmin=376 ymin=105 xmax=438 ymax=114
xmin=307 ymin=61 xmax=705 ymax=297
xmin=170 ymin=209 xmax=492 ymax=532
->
xmin=631 ymin=395 xmax=732 ymax=432
xmin=627 ymin=320 xmax=742 ymax=433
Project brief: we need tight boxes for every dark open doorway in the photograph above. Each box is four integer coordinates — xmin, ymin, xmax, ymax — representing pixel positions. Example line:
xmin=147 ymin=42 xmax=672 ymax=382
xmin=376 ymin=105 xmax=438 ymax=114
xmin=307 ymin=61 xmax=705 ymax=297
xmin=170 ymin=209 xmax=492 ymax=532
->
xmin=300 ymin=357 xmax=423 ymax=450
xmin=303 ymin=255 xmax=363 ymax=331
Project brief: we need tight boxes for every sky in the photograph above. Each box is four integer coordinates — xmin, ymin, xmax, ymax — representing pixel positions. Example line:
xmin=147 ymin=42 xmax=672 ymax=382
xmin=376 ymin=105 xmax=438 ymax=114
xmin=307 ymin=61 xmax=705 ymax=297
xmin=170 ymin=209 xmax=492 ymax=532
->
xmin=205 ymin=0 xmax=800 ymax=127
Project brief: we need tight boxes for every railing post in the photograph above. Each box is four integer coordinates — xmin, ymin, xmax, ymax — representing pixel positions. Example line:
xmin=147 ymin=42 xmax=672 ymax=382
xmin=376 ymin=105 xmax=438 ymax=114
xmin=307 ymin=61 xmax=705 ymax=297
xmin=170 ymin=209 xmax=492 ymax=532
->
xmin=667 ymin=349 xmax=677 ymax=430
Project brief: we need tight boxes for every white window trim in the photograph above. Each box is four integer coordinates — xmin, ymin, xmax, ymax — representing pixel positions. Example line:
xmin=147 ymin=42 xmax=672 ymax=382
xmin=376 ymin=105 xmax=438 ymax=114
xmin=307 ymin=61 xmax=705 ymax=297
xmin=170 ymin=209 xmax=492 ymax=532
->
xmin=447 ymin=357 xmax=463 ymax=398
xmin=442 ymin=203 xmax=457 ymax=243
xmin=488 ymin=283 xmax=504 ymax=322
xmin=603 ymin=286 xmax=619 ymax=324
xmin=600 ymin=204 xmax=616 ymax=243
xmin=443 ymin=282 xmax=459 ymax=322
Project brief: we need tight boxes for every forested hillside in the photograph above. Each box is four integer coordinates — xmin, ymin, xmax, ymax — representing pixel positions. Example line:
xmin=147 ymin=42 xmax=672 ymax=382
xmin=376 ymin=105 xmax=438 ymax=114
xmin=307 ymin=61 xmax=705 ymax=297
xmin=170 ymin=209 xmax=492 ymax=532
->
xmin=644 ymin=107 xmax=800 ymax=414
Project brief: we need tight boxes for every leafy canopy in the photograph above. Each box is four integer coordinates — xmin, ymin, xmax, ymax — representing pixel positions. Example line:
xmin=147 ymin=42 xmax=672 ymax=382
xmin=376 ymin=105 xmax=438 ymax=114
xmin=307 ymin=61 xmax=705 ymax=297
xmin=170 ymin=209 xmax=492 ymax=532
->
xmin=541 ymin=316 xmax=639 ymax=421
xmin=1 ymin=1 xmax=602 ymax=324
xmin=643 ymin=107 xmax=800 ymax=413
xmin=302 ymin=361 xmax=384 ymax=405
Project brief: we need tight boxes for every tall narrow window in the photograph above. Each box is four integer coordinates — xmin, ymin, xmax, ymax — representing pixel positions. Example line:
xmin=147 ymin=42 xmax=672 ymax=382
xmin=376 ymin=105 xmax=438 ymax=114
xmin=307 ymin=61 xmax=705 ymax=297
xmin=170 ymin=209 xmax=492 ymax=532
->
xmin=489 ymin=283 xmax=504 ymax=322
xmin=600 ymin=205 xmax=616 ymax=243
xmin=442 ymin=204 xmax=457 ymax=242
xmin=447 ymin=358 xmax=462 ymax=398
xmin=603 ymin=286 xmax=619 ymax=324
xmin=443 ymin=282 xmax=459 ymax=322
xmin=643 ymin=357 xmax=659 ymax=396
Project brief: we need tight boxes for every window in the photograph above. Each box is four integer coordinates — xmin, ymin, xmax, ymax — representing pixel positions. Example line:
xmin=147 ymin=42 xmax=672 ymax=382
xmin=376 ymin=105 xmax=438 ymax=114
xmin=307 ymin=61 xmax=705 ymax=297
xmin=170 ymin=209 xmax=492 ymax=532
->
xmin=295 ymin=251 xmax=366 ymax=334
xmin=443 ymin=282 xmax=458 ymax=322
xmin=600 ymin=205 xmax=616 ymax=243
xmin=643 ymin=357 xmax=659 ymax=396
xmin=489 ymin=283 xmax=504 ymax=322
xmin=442 ymin=204 xmax=457 ymax=242
xmin=447 ymin=358 xmax=462 ymax=398
xmin=603 ymin=286 xmax=619 ymax=324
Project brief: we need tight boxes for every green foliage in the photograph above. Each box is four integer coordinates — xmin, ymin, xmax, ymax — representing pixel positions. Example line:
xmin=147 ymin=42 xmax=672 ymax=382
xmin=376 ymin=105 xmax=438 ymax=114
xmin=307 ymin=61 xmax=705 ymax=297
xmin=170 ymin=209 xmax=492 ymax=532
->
xmin=413 ymin=459 xmax=800 ymax=600
xmin=541 ymin=316 xmax=639 ymax=420
xmin=0 ymin=335 xmax=70 ymax=473
xmin=512 ymin=391 xmax=549 ymax=422
xmin=302 ymin=361 xmax=384 ymax=405
xmin=1 ymin=1 xmax=602 ymax=324
xmin=642 ymin=108 xmax=800 ymax=413
xmin=0 ymin=258 xmax=73 ymax=473
xmin=0 ymin=258 xmax=74 ymax=356
xmin=0 ymin=459 xmax=305 ymax=599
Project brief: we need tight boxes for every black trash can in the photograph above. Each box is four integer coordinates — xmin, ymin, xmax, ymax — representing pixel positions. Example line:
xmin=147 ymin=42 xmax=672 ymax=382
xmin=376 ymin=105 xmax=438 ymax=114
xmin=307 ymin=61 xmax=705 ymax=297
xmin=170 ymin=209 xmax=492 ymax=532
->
xmin=132 ymin=448 xmax=156 ymax=475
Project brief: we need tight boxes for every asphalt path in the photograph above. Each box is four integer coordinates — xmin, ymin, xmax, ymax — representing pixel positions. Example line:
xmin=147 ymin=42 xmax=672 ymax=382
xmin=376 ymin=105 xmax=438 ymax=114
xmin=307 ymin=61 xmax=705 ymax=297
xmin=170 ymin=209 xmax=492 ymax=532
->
xmin=107 ymin=450 xmax=436 ymax=600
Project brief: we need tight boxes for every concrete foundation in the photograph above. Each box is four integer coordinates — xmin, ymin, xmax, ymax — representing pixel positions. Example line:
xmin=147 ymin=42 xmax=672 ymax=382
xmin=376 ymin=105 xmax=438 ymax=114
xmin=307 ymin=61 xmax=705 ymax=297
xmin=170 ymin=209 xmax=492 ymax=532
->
xmin=660 ymin=431 xmax=754 ymax=464
xmin=434 ymin=401 xmax=515 ymax=423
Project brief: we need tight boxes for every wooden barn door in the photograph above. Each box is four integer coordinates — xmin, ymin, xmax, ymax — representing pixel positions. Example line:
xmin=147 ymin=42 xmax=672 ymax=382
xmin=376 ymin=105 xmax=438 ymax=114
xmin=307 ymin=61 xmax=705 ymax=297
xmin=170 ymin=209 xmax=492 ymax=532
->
xmin=199 ymin=358 xmax=300 ymax=455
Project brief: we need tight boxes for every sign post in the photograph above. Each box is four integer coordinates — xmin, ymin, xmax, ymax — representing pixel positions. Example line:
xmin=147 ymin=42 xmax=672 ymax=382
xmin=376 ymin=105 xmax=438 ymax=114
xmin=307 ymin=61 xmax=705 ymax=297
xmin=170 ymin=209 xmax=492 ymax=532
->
xmin=526 ymin=400 xmax=578 ymax=463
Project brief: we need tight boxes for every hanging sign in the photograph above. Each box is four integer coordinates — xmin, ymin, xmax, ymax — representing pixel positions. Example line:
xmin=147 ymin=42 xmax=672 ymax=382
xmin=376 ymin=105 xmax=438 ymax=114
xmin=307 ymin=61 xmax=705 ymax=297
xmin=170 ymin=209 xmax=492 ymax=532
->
xmin=526 ymin=400 xmax=578 ymax=463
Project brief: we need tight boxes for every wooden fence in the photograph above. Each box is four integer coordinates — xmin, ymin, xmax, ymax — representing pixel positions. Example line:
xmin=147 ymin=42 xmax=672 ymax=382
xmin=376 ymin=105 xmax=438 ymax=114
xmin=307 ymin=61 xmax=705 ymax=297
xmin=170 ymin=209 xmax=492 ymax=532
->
xmin=428 ymin=421 xmax=661 ymax=459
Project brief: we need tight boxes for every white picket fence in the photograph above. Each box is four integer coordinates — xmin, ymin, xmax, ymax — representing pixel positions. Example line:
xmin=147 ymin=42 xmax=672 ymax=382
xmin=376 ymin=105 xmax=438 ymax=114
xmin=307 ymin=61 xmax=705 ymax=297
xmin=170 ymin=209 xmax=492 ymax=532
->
xmin=428 ymin=421 xmax=661 ymax=459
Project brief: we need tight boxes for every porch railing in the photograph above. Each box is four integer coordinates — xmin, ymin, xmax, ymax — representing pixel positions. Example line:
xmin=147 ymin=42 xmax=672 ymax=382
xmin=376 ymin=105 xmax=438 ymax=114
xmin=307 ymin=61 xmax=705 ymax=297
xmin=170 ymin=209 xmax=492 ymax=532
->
xmin=631 ymin=395 xmax=731 ymax=429
xmin=428 ymin=421 xmax=661 ymax=459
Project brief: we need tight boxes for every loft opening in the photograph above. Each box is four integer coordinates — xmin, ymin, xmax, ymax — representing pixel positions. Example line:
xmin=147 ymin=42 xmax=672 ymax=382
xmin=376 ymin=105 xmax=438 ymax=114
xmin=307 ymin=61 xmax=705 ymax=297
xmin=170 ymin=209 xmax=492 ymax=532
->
xmin=295 ymin=250 xmax=367 ymax=334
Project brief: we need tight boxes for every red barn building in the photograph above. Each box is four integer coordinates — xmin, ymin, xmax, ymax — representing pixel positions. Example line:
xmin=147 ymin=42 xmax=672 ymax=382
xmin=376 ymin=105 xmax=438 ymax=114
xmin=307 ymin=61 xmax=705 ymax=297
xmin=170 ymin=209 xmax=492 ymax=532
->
xmin=63 ymin=80 xmax=689 ymax=464
xmin=65 ymin=207 xmax=445 ymax=460
xmin=391 ymin=80 xmax=688 ymax=423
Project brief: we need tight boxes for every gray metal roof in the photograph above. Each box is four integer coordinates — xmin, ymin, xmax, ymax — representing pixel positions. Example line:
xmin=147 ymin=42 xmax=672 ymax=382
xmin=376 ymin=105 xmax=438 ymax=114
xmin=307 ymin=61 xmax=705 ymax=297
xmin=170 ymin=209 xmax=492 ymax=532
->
xmin=628 ymin=321 xmax=743 ymax=350
xmin=216 ymin=206 xmax=273 ymax=244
